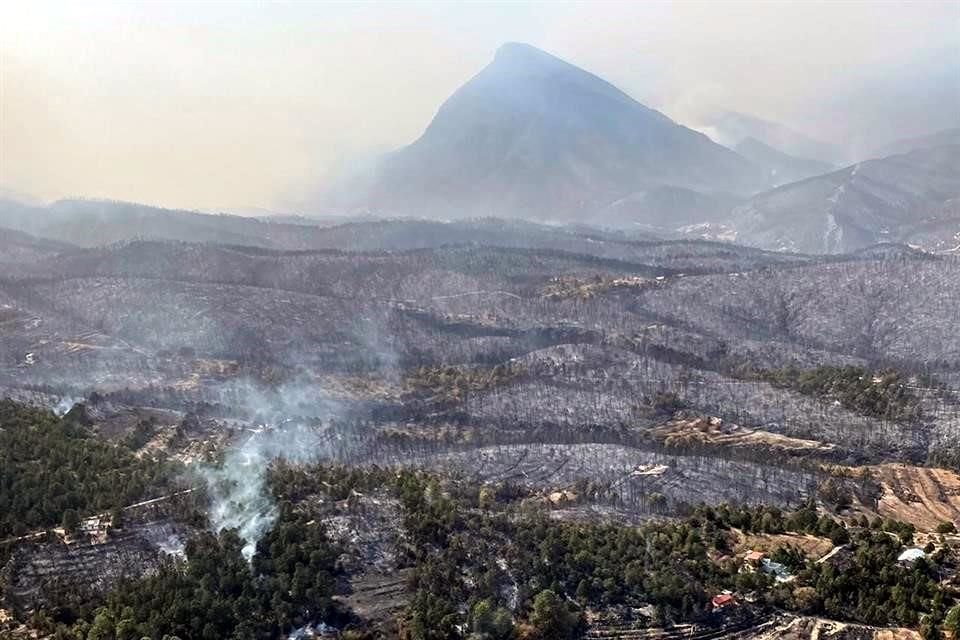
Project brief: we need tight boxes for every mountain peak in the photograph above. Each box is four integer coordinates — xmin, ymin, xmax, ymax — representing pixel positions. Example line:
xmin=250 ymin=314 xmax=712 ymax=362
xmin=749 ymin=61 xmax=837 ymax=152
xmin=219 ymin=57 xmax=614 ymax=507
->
xmin=491 ymin=42 xmax=571 ymax=74
xmin=494 ymin=42 xmax=554 ymax=61
xmin=332 ymin=43 xmax=764 ymax=222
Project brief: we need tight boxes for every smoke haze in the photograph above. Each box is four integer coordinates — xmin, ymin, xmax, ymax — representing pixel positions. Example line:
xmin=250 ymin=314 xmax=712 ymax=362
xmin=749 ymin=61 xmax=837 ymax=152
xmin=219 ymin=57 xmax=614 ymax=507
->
xmin=2 ymin=1 xmax=957 ymax=212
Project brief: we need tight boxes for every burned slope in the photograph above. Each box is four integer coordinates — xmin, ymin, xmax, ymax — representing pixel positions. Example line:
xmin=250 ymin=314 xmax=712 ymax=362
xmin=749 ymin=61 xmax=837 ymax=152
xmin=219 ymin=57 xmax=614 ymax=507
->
xmin=730 ymin=145 xmax=960 ymax=253
xmin=3 ymin=234 xmax=960 ymax=511
xmin=0 ymin=196 xmax=817 ymax=272
xmin=0 ymin=198 xmax=315 ymax=250
xmin=456 ymin=344 xmax=930 ymax=461
xmin=14 ymin=233 xmax=825 ymax=295
xmin=231 ymin=217 xmax=669 ymax=253
xmin=3 ymin=521 xmax=192 ymax=616
xmin=4 ymin=239 xmax=959 ymax=465
xmin=631 ymin=256 xmax=960 ymax=368
xmin=0 ymin=228 xmax=72 ymax=267
xmin=3 ymin=241 xmax=960 ymax=638
xmin=403 ymin=442 xmax=819 ymax=515
xmin=3 ymin=242 xmax=669 ymax=387
xmin=16 ymin=241 xmax=670 ymax=297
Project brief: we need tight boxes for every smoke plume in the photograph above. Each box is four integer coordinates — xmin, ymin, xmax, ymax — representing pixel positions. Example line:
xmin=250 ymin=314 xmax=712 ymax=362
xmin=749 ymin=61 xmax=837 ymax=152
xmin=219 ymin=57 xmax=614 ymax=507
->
xmin=197 ymin=378 xmax=343 ymax=560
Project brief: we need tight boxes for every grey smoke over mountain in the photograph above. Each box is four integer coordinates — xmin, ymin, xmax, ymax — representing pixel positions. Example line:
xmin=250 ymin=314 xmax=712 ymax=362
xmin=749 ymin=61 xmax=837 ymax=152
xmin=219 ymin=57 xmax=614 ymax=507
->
xmin=326 ymin=42 xmax=764 ymax=223
xmin=2 ymin=1 xmax=956 ymax=212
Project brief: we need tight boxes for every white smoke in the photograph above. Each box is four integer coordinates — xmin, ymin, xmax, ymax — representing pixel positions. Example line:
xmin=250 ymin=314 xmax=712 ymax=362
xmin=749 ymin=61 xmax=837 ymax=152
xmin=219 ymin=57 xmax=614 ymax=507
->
xmin=198 ymin=378 xmax=343 ymax=560
xmin=201 ymin=431 xmax=279 ymax=560
xmin=139 ymin=522 xmax=188 ymax=558
xmin=288 ymin=622 xmax=337 ymax=639
xmin=52 ymin=395 xmax=83 ymax=416
xmin=156 ymin=533 xmax=187 ymax=558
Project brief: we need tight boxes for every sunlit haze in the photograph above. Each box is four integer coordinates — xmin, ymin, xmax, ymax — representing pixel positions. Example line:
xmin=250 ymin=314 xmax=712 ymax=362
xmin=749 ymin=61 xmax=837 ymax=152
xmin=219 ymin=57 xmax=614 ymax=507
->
xmin=1 ymin=0 xmax=958 ymax=212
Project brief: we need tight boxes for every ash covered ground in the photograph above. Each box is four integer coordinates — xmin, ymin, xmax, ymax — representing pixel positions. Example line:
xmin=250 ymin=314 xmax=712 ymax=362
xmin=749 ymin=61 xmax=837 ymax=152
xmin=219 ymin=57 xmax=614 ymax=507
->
xmin=2 ymin=220 xmax=960 ymax=639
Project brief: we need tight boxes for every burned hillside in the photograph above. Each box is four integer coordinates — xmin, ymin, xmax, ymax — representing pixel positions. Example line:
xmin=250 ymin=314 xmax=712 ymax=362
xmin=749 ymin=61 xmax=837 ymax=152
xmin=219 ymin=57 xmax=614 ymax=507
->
xmin=2 ymin=221 xmax=960 ymax=639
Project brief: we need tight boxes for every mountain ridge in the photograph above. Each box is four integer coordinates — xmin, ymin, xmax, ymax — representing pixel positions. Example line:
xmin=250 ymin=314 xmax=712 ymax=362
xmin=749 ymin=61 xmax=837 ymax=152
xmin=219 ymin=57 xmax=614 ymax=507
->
xmin=734 ymin=136 xmax=834 ymax=186
xmin=729 ymin=144 xmax=960 ymax=254
xmin=327 ymin=42 xmax=765 ymax=225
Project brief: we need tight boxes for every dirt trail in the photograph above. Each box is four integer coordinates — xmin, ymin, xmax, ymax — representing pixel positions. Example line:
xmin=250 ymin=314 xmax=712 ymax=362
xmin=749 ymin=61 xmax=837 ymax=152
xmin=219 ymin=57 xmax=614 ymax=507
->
xmin=815 ymin=545 xmax=845 ymax=564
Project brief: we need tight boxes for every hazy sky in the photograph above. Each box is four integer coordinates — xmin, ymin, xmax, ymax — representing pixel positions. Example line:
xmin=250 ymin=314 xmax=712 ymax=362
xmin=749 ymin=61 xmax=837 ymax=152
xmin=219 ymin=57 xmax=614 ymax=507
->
xmin=1 ymin=0 xmax=958 ymax=212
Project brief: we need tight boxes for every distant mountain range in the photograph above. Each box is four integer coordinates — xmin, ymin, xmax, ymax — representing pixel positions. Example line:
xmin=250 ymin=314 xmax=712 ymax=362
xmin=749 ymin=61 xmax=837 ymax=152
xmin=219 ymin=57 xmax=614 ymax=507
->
xmin=868 ymin=128 xmax=960 ymax=161
xmin=696 ymin=110 xmax=843 ymax=166
xmin=2 ymin=43 xmax=956 ymax=256
xmin=0 ymin=198 xmax=667 ymax=257
xmin=0 ymin=198 xmax=333 ymax=250
xmin=322 ymin=43 xmax=958 ymax=254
